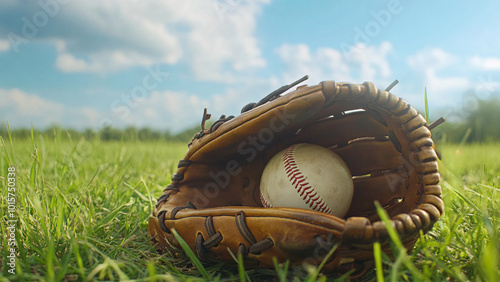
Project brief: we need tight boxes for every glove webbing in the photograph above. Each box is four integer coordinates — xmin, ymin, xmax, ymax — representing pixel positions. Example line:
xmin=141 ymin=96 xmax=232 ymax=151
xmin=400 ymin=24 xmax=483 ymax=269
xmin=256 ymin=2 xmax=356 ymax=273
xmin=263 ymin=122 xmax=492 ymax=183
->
xmin=192 ymin=76 xmax=310 ymax=142
xmin=240 ymin=75 xmax=309 ymax=113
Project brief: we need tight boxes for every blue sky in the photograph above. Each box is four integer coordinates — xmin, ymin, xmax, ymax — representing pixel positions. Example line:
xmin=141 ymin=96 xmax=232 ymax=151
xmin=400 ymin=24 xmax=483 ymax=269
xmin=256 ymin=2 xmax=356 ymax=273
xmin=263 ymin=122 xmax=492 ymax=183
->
xmin=1 ymin=0 xmax=500 ymax=132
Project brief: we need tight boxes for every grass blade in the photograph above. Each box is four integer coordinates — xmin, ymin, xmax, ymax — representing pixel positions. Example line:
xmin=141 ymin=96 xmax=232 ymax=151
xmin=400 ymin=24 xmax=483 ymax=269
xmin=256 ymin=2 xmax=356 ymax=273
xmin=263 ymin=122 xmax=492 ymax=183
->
xmin=373 ymin=241 xmax=384 ymax=281
xmin=29 ymin=150 xmax=37 ymax=187
xmin=237 ymin=251 xmax=246 ymax=282
xmin=72 ymin=238 xmax=86 ymax=280
xmin=273 ymin=257 xmax=289 ymax=282
xmin=305 ymin=242 xmax=339 ymax=282
xmin=171 ymin=228 xmax=211 ymax=280
xmin=125 ymin=181 xmax=150 ymax=202
xmin=459 ymin=128 xmax=473 ymax=147
xmin=94 ymin=202 xmax=132 ymax=231
xmin=29 ymin=126 xmax=39 ymax=187
xmin=5 ymin=121 xmax=15 ymax=162
xmin=447 ymin=184 xmax=481 ymax=214
xmin=227 ymin=247 xmax=250 ymax=282
xmin=375 ymin=201 xmax=403 ymax=250
xmin=375 ymin=201 xmax=425 ymax=280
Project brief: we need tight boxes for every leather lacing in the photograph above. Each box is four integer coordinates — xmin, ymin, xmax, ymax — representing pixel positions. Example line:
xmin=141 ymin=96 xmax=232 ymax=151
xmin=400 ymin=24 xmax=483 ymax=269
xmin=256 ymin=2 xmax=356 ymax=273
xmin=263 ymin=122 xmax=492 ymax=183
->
xmin=192 ymin=75 xmax=310 ymax=142
xmin=156 ymin=160 xmax=193 ymax=208
xmin=157 ymin=201 xmax=197 ymax=234
xmin=196 ymin=216 xmax=223 ymax=257
xmin=196 ymin=209 xmax=274 ymax=259
xmin=160 ymin=203 xmax=275 ymax=259
xmin=196 ymin=216 xmax=224 ymax=257
xmin=240 ymin=75 xmax=309 ymax=114
xmin=235 ymin=211 xmax=274 ymax=255
xmin=193 ymin=114 xmax=235 ymax=140
xmin=170 ymin=201 xmax=197 ymax=219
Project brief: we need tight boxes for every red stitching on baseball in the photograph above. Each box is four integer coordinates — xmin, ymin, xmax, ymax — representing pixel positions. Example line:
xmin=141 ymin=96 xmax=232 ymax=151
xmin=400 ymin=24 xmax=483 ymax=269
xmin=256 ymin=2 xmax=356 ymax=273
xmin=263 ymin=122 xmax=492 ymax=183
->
xmin=282 ymin=145 xmax=333 ymax=214
xmin=296 ymin=180 xmax=311 ymax=195
xmin=291 ymin=174 xmax=304 ymax=185
xmin=302 ymin=188 xmax=313 ymax=198
xmin=260 ymin=192 xmax=273 ymax=208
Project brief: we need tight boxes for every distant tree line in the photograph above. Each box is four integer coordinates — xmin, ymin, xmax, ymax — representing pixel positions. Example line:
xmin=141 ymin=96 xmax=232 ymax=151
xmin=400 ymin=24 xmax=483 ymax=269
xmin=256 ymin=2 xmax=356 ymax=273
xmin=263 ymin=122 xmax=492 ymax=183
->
xmin=0 ymin=124 xmax=202 ymax=142
xmin=433 ymin=97 xmax=500 ymax=143
xmin=1 ymin=97 xmax=499 ymax=143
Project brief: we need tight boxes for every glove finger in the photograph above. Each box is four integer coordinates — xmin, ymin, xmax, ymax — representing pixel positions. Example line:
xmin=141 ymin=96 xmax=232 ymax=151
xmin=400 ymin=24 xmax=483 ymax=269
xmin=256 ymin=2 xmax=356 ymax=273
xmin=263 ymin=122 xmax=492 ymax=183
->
xmin=188 ymin=84 xmax=327 ymax=162
xmin=295 ymin=110 xmax=389 ymax=148
xmin=157 ymin=206 xmax=347 ymax=268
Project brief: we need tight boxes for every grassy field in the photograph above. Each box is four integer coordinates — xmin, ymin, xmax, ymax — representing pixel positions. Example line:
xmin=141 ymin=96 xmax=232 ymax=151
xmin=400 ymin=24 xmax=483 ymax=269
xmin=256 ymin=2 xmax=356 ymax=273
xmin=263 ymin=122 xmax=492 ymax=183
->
xmin=1 ymin=132 xmax=499 ymax=281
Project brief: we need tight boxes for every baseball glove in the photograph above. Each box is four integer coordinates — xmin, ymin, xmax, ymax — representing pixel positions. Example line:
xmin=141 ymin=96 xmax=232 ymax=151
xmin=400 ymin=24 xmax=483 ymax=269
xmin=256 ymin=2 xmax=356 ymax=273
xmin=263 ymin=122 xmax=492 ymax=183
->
xmin=148 ymin=76 xmax=444 ymax=277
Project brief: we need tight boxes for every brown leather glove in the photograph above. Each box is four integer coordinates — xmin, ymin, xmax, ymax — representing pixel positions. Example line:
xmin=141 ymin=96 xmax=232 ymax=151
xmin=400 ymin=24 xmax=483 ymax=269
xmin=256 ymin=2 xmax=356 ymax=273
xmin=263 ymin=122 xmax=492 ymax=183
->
xmin=148 ymin=77 xmax=444 ymax=277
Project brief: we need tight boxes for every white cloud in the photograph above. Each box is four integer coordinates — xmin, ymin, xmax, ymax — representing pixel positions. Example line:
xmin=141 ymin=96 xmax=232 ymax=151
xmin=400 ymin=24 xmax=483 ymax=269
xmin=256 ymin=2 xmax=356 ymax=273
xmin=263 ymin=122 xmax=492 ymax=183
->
xmin=421 ymin=69 xmax=470 ymax=96
xmin=55 ymin=50 xmax=161 ymax=73
xmin=181 ymin=0 xmax=268 ymax=82
xmin=0 ymin=39 xmax=10 ymax=51
xmin=406 ymin=48 xmax=470 ymax=105
xmin=0 ymin=88 xmax=100 ymax=129
xmin=127 ymin=91 xmax=211 ymax=129
xmin=51 ymin=0 xmax=183 ymax=73
xmin=468 ymin=56 xmax=500 ymax=71
xmin=275 ymin=41 xmax=394 ymax=85
xmin=349 ymin=42 xmax=393 ymax=81
xmin=407 ymin=48 xmax=457 ymax=71
xmin=3 ymin=0 xmax=269 ymax=81
xmin=111 ymin=84 xmax=271 ymax=132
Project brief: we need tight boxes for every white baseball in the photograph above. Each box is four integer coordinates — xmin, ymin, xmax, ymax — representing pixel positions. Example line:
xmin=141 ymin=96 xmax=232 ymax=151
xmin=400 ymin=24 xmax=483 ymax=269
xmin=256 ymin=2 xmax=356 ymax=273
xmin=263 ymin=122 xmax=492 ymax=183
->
xmin=259 ymin=143 xmax=354 ymax=217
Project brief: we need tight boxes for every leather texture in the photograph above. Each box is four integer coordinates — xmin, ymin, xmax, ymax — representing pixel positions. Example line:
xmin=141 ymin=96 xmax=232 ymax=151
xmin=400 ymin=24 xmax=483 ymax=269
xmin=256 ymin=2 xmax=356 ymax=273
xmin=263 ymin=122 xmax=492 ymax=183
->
xmin=148 ymin=80 xmax=444 ymax=277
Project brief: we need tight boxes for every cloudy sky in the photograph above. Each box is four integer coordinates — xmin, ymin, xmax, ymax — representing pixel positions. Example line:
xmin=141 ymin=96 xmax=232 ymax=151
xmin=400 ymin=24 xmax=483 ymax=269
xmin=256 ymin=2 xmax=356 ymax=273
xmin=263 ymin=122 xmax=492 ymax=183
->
xmin=1 ymin=0 xmax=500 ymax=132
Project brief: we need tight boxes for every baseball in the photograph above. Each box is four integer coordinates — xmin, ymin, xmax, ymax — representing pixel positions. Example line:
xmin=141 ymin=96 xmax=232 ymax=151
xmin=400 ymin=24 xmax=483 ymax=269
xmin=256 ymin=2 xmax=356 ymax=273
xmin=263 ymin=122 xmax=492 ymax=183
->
xmin=259 ymin=143 xmax=354 ymax=217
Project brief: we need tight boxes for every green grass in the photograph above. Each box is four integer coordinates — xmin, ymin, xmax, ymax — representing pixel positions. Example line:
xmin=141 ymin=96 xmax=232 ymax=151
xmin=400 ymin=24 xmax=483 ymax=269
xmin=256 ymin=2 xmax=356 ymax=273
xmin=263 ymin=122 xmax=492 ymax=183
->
xmin=1 ymin=131 xmax=499 ymax=281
